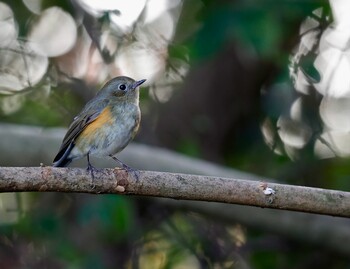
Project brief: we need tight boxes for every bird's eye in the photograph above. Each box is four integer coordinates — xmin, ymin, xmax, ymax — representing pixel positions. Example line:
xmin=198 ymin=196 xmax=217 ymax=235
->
xmin=118 ymin=84 xmax=126 ymax=91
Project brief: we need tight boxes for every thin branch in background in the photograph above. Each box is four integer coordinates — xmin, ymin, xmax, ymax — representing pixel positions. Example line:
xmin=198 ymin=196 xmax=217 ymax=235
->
xmin=317 ymin=134 xmax=339 ymax=157
xmin=18 ymin=41 xmax=33 ymax=89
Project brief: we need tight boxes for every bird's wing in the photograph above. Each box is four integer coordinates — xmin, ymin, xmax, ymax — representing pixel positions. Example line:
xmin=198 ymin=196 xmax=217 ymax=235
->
xmin=53 ymin=99 xmax=109 ymax=166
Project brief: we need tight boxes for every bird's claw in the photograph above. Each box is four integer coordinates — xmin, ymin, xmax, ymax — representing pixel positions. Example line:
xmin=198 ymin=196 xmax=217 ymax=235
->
xmin=122 ymin=164 xmax=140 ymax=181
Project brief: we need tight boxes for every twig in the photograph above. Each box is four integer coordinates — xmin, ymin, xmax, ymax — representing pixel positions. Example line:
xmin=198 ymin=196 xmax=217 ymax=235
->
xmin=0 ymin=167 xmax=349 ymax=218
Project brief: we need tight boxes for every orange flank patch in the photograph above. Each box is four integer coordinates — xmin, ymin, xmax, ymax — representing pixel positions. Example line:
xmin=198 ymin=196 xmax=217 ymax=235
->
xmin=79 ymin=106 xmax=113 ymax=142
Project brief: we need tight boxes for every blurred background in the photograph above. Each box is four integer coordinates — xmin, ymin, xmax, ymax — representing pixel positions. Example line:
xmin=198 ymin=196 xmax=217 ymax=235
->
xmin=1 ymin=0 xmax=350 ymax=268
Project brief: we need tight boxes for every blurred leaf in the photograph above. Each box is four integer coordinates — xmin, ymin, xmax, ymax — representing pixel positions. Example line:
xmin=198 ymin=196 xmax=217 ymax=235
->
xmin=176 ymin=138 xmax=201 ymax=158
xmin=190 ymin=1 xmax=322 ymax=60
xmin=77 ymin=196 xmax=135 ymax=241
xmin=57 ymin=241 xmax=84 ymax=267
xmin=0 ymin=96 xmax=62 ymax=126
xmin=251 ymin=250 xmax=279 ymax=269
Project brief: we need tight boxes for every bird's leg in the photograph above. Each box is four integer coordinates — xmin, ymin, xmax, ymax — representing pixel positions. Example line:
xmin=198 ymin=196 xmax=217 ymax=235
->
xmin=86 ymin=153 xmax=98 ymax=181
xmin=109 ymin=155 xmax=139 ymax=180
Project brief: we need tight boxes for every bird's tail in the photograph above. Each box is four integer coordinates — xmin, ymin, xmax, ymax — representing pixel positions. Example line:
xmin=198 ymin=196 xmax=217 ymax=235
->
xmin=52 ymin=143 xmax=74 ymax=167
xmin=52 ymin=157 xmax=72 ymax=167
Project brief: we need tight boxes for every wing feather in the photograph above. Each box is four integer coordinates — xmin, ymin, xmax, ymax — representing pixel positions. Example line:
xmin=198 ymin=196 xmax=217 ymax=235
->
xmin=52 ymin=99 xmax=109 ymax=166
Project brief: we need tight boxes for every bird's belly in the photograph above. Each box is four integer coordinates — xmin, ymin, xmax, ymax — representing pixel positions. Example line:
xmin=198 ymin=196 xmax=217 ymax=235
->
xmin=97 ymin=121 xmax=138 ymax=156
xmin=77 ymin=117 xmax=139 ymax=158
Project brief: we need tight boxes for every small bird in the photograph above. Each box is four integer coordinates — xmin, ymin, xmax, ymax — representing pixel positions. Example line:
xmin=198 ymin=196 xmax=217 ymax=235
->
xmin=52 ymin=76 xmax=146 ymax=177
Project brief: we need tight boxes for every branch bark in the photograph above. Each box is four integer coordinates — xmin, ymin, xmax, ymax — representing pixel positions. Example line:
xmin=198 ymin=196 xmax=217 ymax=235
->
xmin=0 ymin=167 xmax=349 ymax=218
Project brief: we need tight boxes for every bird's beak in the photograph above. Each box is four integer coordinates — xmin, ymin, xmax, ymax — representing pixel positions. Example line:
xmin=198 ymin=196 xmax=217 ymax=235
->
xmin=132 ymin=79 xmax=146 ymax=89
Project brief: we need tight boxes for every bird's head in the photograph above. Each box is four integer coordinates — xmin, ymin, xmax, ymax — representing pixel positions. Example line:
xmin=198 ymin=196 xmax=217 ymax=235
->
xmin=98 ymin=76 xmax=146 ymax=103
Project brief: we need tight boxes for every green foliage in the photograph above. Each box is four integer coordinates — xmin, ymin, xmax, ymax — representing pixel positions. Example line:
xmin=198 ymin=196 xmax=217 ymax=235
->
xmin=0 ymin=195 xmax=137 ymax=267
xmin=190 ymin=1 xmax=321 ymax=60
xmin=176 ymin=138 xmax=201 ymax=158
xmin=77 ymin=195 xmax=135 ymax=241
xmin=0 ymin=98 xmax=60 ymax=127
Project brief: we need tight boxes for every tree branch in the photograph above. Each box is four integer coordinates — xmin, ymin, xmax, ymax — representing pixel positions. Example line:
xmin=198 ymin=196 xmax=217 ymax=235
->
xmin=0 ymin=167 xmax=349 ymax=218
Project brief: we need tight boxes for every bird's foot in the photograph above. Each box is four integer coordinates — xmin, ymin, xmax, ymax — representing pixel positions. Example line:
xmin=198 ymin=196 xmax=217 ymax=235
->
xmin=121 ymin=163 xmax=140 ymax=181
xmin=86 ymin=163 xmax=98 ymax=178
xmin=86 ymin=163 xmax=104 ymax=189
xmin=109 ymin=155 xmax=139 ymax=180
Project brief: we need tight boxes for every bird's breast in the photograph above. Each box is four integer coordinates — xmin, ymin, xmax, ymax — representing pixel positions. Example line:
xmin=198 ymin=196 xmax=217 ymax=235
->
xmin=76 ymin=103 xmax=141 ymax=157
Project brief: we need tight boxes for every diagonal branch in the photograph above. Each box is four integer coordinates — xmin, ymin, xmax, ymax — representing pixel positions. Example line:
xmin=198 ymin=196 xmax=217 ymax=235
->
xmin=0 ymin=167 xmax=349 ymax=218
